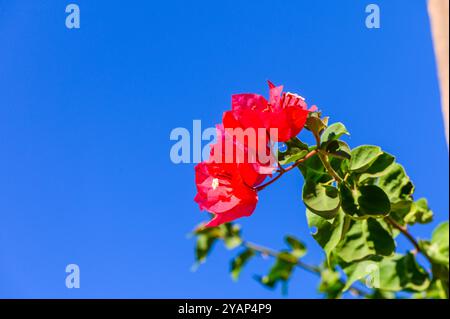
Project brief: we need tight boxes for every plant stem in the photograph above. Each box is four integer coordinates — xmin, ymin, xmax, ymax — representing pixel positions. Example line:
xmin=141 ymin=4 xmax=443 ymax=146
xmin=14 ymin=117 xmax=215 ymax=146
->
xmin=318 ymin=151 xmax=343 ymax=184
xmin=244 ymin=241 xmax=320 ymax=274
xmin=255 ymin=149 xmax=317 ymax=191
xmin=312 ymin=131 xmax=343 ymax=184
xmin=385 ymin=216 xmax=433 ymax=264
xmin=243 ymin=241 xmax=369 ymax=298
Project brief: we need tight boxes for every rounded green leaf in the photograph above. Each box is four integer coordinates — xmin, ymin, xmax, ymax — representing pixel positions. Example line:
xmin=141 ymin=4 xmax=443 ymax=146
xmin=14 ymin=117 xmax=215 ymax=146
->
xmin=302 ymin=180 xmax=340 ymax=219
xmin=339 ymin=183 xmax=360 ymax=217
xmin=404 ymin=198 xmax=434 ymax=225
xmin=231 ymin=248 xmax=255 ymax=281
xmin=377 ymin=163 xmax=414 ymax=202
xmin=358 ymin=185 xmax=391 ymax=217
xmin=325 ymin=140 xmax=351 ymax=160
xmin=298 ymin=155 xmax=333 ymax=184
xmin=318 ymin=268 xmax=345 ymax=299
xmin=349 ymin=145 xmax=383 ymax=173
xmin=285 ymin=235 xmax=307 ymax=258
xmin=422 ymin=222 xmax=449 ymax=267
xmin=342 ymin=253 xmax=430 ymax=292
xmin=306 ymin=209 xmax=346 ymax=262
xmin=258 ymin=253 xmax=297 ymax=290
xmin=359 ymin=152 xmax=395 ymax=181
xmin=320 ymin=122 xmax=350 ymax=144
xmin=340 ymin=184 xmax=390 ymax=218
xmin=305 ymin=112 xmax=328 ymax=136
xmin=337 ymin=218 xmax=396 ymax=262
xmin=377 ymin=253 xmax=431 ymax=292
xmin=342 ymin=260 xmax=380 ymax=292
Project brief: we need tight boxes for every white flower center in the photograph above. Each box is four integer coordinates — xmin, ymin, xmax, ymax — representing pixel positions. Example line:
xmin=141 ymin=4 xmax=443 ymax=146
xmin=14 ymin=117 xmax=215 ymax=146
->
xmin=211 ymin=178 xmax=219 ymax=190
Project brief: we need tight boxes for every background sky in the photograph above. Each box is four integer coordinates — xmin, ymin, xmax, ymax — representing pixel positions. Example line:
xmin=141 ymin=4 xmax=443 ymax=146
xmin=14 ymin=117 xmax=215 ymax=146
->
xmin=0 ymin=0 xmax=448 ymax=298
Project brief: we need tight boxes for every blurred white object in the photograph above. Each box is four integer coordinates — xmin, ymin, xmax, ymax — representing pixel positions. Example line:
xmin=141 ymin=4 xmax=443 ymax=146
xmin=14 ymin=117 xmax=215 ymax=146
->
xmin=428 ymin=0 xmax=449 ymax=147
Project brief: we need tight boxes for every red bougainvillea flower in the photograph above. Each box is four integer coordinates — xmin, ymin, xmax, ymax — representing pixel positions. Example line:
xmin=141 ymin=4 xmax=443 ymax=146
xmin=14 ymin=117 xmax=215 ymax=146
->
xmin=194 ymin=161 xmax=258 ymax=228
xmin=209 ymin=124 xmax=275 ymax=187
xmin=194 ymin=124 xmax=275 ymax=227
xmin=194 ymin=82 xmax=315 ymax=227
xmin=224 ymin=81 xmax=317 ymax=142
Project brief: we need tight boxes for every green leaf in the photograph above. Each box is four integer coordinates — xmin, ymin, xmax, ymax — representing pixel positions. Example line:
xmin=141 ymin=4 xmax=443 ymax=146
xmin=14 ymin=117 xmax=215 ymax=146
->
xmin=377 ymin=163 xmax=414 ymax=203
xmin=425 ymin=223 xmax=450 ymax=292
xmin=302 ymin=180 xmax=341 ymax=220
xmin=431 ymin=222 xmax=449 ymax=265
xmin=349 ymin=145 xmax=383 ymax=173
xmin=404 ymin=198 xmax=434 ymax=225
xmin=306 ymin=209 xmax=346 ymax=262
xmin=342 ymin=259 xmax=380 ymax=291
xmin=318 ymin=268 xmax=345 ymax=299
xmin=230 ymin=248 xmax=255 ymax=281
xmin=340 ymin=184 xmax=391 ymax=218
xmin=195 ymin=229 xmax=221 ymax=263
xmin=389 ymin=200 xmax=414 ymax=227
xmin=257 ymin=252 xmax=297 ymax=290
xmin=366 ymin=290 xmax=396 ymax=299
xmin=223 ymin=223 xmax=243 ymax=249
xmin=194 ymin=223 xmax=242 ymax=262
xmin=414 ymin=279 xmax=448 ymax=299
xmin=377 ymin=253 xmax=430 ymax=292
xmin=320 ymin=122 xmax=350 ymax=144
xmin=305 ymin=112 xmax=328 ymax=137
xmin=277 ymin=137 xmax=309 ymax=165
xmin=285 ymin=235 xmax=307 ymax=258
xmin=339 ymin=184 xmax=359 ymax=217
xmin=336 ymin=218 xmax=395 ymax=262
xmin=358 ymin=185 xmax=391 ymax=217
xmin=421 ymin=222 xmax=449 ymax=268
xmin=388 ymin=198 xmax=433 ymax=230
xmin=298 ymin=155 xmax=333 ymax=184
xmin=324 ymin=140 xmax=351 ymax=160
xmin=279 ymin=150 xmax=308 ymax=165
xmin=342 ymin=253 xmax=430 ymax=292
xmin=359 ymin=152 xmax=395 ymax=180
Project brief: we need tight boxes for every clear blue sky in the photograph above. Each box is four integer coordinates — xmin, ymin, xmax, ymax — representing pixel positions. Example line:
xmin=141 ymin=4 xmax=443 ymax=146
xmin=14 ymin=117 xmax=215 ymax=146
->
xmin=0 ymin=0 xmax=448 ymax=298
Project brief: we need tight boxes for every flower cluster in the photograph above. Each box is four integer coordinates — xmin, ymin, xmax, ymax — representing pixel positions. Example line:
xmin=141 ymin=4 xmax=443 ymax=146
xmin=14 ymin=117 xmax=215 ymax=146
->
xmin=194 ymin=81 xmax=315 ymax=227
xmin=192 ymin=83 xmax=447 ymax=299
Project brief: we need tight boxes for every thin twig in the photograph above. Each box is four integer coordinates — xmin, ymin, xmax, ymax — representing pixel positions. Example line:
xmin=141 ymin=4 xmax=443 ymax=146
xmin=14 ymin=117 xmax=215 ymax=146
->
xmin=244 ymin=241 xmax=320 ymax=274
xmin=243 ymin=241 xmax=368 ymax=297
xmin=255 ymin=149 xmax=317 ymax=191
xmin=385 ymin=216 xmax=433 ymax=264
xmin=318 ymin=151 xmax=343 ymax=183
xmin=313 ymin=132 xmax=343 ymax=184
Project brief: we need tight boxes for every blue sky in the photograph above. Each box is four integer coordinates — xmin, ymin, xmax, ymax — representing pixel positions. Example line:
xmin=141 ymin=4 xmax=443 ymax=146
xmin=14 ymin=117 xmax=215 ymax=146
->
xmin=0 ymin=0 xmax=447 ymax=298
